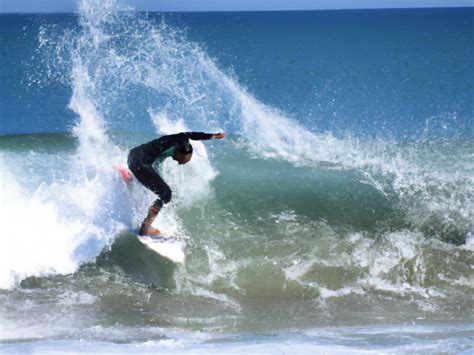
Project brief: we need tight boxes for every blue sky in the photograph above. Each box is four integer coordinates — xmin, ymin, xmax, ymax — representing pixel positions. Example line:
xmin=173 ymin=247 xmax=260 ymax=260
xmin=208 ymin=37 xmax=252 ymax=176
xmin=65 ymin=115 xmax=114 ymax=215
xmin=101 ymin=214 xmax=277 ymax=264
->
xmin=1 ymin=0 xmax=473 ymax=13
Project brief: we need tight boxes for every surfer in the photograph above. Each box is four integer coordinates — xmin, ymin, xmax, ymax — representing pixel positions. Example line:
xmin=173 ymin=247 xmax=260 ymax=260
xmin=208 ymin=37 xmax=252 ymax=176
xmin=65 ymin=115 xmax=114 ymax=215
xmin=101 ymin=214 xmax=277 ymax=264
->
xmin=127 ymin=132 xmax=225 ymax=236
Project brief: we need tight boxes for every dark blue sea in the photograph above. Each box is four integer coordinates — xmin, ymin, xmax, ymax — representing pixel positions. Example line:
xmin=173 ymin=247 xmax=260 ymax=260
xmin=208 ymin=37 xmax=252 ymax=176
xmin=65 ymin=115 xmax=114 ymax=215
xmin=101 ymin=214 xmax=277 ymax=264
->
xmin=1 ymin=1 xmax=473 ymax=353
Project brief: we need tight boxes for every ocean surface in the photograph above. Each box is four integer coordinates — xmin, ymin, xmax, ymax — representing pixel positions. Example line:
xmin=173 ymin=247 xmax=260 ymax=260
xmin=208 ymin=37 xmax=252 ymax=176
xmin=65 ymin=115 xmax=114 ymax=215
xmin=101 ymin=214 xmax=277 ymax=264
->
xmin=1 ymin=1 xmax=473 ymax=353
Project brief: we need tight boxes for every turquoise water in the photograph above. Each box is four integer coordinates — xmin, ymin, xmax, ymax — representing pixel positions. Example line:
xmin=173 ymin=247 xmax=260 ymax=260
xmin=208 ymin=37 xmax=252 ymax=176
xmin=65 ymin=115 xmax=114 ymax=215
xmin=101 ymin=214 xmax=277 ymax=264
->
xmin=1 ymin=1 xmax=473 ymax=353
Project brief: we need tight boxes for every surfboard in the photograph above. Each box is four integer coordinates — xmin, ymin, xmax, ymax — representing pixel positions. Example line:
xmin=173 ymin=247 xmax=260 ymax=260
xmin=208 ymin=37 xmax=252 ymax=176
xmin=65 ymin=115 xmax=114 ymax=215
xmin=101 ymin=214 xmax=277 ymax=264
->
xmin=136 ymin=233 xmax=186 ymax=263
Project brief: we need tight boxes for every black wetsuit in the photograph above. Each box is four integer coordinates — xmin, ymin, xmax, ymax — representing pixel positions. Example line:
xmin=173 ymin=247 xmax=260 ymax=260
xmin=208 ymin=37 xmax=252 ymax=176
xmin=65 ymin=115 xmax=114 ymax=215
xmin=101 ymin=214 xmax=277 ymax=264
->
xmin=127 ymin=132 xmax=213 ymax=208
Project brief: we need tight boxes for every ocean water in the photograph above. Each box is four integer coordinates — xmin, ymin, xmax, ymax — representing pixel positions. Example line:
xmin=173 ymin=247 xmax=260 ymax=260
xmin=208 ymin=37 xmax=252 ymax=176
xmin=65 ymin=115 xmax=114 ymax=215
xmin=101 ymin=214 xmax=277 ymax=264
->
xmin=1 ymin=0 xmax=473 ymax=353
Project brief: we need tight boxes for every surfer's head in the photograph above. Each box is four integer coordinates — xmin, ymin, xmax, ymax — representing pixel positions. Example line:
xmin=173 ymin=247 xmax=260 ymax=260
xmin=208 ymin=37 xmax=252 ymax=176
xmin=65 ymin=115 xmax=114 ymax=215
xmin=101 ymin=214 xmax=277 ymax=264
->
xmin=173 ymin=143 xmax=193 ymax=165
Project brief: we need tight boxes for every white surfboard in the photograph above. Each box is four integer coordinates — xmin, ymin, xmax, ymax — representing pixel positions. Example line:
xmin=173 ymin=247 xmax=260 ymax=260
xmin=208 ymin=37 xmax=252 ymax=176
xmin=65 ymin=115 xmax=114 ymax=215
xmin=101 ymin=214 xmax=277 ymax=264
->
xmin=136 ymin=234 xmax=186 ymax=263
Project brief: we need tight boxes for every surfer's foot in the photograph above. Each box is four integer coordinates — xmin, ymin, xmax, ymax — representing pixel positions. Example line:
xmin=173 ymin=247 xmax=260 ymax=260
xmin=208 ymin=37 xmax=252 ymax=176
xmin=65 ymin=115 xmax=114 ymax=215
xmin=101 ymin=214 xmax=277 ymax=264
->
xmin=139 ymin=226 xmax=161 ymax=236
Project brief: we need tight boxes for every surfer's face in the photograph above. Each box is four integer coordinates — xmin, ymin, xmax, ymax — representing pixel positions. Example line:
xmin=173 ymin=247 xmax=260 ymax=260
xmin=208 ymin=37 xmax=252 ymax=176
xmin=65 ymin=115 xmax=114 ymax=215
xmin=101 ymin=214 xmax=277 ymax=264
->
xmin=173 ymin=152 xmax=192 ymax=165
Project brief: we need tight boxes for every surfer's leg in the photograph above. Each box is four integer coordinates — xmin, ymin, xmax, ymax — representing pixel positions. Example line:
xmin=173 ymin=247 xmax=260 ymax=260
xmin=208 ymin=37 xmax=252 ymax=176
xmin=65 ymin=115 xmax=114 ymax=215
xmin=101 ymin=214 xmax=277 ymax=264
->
xmin=139 ymin=200 xmax=162 ymax=236
xmin=129 ymin=165 xmax=172 ymax=236
xmin=138 ymin=174 xmax=172 ymax=235
xmin=127 ymin=151 xmax=162 ymax=235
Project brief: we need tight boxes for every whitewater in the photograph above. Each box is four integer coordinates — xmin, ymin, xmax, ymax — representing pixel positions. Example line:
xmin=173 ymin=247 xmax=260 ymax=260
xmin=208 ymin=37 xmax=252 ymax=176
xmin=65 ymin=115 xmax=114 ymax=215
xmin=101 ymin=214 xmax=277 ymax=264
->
xmin=0 ymin=0 xmax=473 ymax=353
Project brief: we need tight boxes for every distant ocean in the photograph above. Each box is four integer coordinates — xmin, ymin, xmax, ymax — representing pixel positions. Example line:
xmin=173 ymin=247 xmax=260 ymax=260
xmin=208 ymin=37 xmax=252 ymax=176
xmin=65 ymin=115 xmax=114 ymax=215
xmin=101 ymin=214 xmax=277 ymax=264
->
xmin=1 ymin=0 xmax=473 ymax=353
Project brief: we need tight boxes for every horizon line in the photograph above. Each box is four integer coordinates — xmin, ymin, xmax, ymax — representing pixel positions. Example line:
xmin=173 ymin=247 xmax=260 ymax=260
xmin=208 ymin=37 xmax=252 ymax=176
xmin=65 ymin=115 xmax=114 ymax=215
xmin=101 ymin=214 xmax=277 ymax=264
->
xmin=1 ymin=5 xmax=473 ymax=15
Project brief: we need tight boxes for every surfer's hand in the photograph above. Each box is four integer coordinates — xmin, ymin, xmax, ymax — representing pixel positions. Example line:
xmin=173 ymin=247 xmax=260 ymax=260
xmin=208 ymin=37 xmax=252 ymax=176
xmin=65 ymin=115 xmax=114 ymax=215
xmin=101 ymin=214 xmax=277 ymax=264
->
xmin=213 ymin=133 xmax=225 ymax=139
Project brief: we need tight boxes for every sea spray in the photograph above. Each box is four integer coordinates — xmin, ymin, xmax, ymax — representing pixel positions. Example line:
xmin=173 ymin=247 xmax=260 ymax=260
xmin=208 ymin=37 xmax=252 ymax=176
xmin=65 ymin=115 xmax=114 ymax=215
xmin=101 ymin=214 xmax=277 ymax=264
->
xmin=1 ymin=0 xmax=143 ymax=287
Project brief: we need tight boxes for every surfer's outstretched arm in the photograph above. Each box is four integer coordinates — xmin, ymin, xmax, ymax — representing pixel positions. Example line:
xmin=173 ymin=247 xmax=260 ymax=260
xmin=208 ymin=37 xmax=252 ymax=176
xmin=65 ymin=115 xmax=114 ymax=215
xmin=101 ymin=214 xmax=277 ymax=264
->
xmin=184 ymin=132 xmax=225 ymax=141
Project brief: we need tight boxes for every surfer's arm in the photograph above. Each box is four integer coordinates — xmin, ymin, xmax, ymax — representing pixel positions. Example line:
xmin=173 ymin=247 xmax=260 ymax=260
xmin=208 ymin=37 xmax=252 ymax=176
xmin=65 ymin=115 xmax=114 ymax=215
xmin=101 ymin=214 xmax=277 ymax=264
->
xmin=184 ymin=132 xmax=225 ymax=140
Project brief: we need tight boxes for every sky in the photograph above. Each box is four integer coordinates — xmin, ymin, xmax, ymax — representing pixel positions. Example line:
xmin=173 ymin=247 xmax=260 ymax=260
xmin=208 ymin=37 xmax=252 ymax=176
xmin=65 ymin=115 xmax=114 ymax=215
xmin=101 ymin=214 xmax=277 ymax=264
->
xmin=1 ymin=0 xmax=473 ymax=13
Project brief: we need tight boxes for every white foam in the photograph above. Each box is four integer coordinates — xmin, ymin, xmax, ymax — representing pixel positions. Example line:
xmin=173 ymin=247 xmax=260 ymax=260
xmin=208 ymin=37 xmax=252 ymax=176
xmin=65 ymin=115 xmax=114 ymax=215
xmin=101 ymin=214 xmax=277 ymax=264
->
xmin=464 ymin=231 xmax=474 ymax=251
xmin=349 ymin=230 xmax=451 ymax=298
xmin=0 ymin=163 xmax=83 ymax=289
xmin=2 ymin=323 xmax=473 ymax=355
xmin=57 ymin=290 xmax=97 ymax=306
xmin=173 ymin=243 xmax=244 ymax=310
xmin=0 ymin=340 xmax=382 ymax=354
xmin=318 ymin=286 xmax=365 ymax=299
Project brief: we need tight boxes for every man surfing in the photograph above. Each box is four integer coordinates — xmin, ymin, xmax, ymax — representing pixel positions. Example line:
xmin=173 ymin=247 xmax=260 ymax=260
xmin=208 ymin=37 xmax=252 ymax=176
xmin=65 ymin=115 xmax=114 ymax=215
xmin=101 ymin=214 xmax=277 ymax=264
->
xmin=127 ymin=132 xmax=225 ymax=236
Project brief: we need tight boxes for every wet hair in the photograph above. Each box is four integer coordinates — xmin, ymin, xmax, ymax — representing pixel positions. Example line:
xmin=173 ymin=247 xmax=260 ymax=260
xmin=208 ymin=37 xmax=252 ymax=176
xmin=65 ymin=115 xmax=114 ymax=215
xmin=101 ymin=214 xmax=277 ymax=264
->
xmin=177 ymin=143 xmax=193 ymax=155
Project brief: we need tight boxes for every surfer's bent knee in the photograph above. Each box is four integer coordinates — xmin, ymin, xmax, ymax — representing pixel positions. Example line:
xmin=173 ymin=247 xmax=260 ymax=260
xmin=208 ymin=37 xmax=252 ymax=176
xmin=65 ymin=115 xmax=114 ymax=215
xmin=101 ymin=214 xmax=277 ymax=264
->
xmin=152 ymin=199 xmax=163 ymax=211
xmin=160 ymin=186 xmax=172 ymax=204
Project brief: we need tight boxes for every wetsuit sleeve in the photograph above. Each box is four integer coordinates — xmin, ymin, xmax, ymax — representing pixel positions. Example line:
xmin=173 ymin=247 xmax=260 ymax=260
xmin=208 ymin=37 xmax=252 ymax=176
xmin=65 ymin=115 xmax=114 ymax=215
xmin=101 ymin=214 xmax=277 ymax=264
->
xmin=184 ymin=132 xmax=214 ymax=141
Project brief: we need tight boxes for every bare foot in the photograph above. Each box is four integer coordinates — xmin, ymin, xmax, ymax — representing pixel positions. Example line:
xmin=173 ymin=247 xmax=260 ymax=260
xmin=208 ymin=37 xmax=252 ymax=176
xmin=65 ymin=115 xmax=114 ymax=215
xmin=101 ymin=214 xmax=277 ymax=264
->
xmin=139 ymin=226 xmax=161 ymax=236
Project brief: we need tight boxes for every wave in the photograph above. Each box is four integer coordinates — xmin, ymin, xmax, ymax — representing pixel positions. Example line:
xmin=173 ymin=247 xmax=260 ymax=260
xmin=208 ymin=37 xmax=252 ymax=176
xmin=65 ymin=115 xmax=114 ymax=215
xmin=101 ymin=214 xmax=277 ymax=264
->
xmin=1 ymin=0 xmax=472 ymax=307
